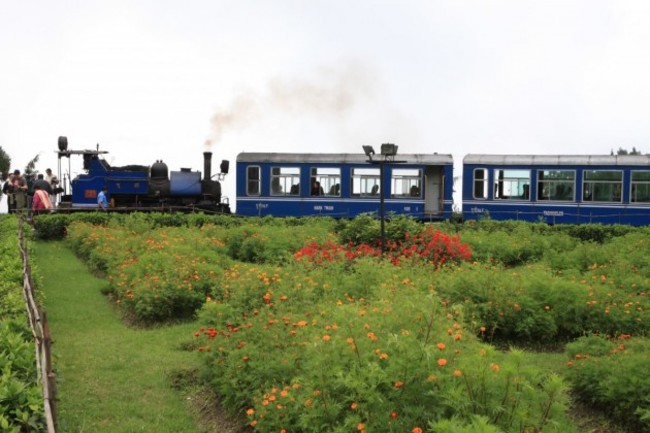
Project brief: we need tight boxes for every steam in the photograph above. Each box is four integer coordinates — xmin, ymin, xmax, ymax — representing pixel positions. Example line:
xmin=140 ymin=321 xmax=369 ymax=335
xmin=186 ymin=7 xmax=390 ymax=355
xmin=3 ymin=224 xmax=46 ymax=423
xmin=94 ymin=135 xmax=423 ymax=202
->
xmin=205 ymin=63 xmax=374 ymax=150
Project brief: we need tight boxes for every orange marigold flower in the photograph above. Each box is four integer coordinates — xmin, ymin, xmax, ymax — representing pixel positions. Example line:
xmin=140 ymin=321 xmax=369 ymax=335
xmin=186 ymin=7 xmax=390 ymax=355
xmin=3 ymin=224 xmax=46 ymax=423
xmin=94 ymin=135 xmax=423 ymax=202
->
xmin=490 ymin=363 xmax=500 ymax=372
xmin=453 ymin=369 xmax=462 ymax=377
xmin=390 ymin=410 xmax=398 ymax=419
xmin=479 ymin=326 xmax=486 ymax=333
xmin=436 ymin=342 xmax=446 ymax=350
xmin=412 ymin=427 xmax=423 ymax=433
xmin=438 ymin=358 xmax=448 ymax=367
xmin=350 ymin=402 xmax=358 ymax=410
xmin=322 ymin=335 xmax=331 ymax=342
xmin=394 ymin=380 xmax=404 ymax=389
xmin=249 ymin=420 xmax=257 ymax=427
xmin=357 ymin=422 xmax=365 ymax=431
xmin=246 ymin=408 xmax=255 ymax=416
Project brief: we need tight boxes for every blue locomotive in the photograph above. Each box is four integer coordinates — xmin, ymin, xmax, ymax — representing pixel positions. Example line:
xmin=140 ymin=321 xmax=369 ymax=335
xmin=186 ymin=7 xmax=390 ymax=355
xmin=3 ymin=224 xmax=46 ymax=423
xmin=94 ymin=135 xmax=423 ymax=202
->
xmin=56 ymin=136 xmax=230 ymax=212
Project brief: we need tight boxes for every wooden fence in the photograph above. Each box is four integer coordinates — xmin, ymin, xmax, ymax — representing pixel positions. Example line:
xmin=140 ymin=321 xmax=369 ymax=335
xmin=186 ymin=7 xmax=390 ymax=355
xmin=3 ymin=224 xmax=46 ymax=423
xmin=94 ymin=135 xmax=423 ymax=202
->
xmin=17 ymin=217 xmax=57 ymax=432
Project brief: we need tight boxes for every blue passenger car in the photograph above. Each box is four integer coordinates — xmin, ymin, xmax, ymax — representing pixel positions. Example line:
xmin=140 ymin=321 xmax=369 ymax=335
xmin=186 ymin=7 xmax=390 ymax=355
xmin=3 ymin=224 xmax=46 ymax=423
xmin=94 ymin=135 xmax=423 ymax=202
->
xmin=236 ymin=153 xmax=453 ymax=219
xmin=462 ymin=154 xmax=650 ymax=225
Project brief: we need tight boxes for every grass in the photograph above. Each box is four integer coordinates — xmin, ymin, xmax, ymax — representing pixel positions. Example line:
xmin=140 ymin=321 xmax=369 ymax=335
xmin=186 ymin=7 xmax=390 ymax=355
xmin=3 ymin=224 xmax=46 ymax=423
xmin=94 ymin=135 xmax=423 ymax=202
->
xmin=31 ymin=241 xmax=235 ymax=433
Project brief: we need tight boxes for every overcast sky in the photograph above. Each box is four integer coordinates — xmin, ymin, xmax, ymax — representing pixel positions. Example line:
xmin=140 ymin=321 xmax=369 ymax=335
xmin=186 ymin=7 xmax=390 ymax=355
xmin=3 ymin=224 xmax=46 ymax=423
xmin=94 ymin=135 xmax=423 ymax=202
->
xmin=2 ymin=0 xmax=650 ymax=204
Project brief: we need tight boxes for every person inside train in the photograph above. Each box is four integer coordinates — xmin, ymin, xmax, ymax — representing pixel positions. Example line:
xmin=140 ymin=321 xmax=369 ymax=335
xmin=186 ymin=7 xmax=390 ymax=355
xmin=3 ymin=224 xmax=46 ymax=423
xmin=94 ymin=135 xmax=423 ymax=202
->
xmin=271 ymin=178 xmax=282 ymax=194
xmin=370 ymin=184 xmax=379 ymax=195
xmin=311 ymin=179 xmax=324 ymax=196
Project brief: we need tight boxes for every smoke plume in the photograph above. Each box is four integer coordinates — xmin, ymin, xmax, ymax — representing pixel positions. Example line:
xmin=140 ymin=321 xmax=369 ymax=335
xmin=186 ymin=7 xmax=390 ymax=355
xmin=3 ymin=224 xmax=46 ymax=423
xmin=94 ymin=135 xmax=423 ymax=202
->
xmin=205 ymin=63 xmax=374 ymax=150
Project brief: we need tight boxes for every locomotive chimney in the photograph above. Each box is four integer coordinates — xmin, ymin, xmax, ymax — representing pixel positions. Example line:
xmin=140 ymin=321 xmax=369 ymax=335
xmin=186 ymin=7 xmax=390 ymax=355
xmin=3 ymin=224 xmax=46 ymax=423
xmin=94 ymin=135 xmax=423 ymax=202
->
xmin=203 ymin=151 xmax=212 ymax=181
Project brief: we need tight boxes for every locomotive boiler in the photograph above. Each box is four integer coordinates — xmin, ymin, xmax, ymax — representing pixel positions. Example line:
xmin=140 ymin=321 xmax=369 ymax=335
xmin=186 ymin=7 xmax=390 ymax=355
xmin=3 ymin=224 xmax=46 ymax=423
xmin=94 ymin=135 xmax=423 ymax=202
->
xmin=56 ymin=136 xmax=230 ymax=213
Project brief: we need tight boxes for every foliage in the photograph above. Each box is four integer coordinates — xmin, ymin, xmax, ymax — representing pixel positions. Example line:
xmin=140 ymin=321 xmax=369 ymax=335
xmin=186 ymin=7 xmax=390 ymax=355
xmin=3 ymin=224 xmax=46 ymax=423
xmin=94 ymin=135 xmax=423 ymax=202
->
xmin=226 ymin=223 xmax=333 ymax=265
xmin=195 ymin=267 xmax=573 ymax=433
xmin=66 ymin=221 xmax=233 ymax=322
xmin=0 ymin=215 xmax=46 ymax=431
xmin=0 ymin=146 xmax=10 ymax=179
xmin=565 ymin=335 xmax=650 ymax=431
xmin=23 ymin=154 xmax=39 ymax=177
xmin=335 ymin=213 xmax=423 ymax=246
xmin=54 ymin=215 xmax=650 ymax=431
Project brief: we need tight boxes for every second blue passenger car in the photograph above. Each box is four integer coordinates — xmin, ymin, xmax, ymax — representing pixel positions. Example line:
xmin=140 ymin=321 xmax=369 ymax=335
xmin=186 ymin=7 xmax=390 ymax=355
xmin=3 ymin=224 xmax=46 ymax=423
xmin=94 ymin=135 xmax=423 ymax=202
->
xmin=462 ymin=154 xmax=650 ymax=225
xmin=236 ymin=153 xmax=454 ymax=219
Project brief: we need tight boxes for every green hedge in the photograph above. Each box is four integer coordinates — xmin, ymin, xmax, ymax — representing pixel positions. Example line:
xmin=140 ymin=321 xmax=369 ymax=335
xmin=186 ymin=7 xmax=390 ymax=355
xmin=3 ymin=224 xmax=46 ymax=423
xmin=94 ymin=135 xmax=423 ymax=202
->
xmin=0 ymin=215 xmax=46 ymax=431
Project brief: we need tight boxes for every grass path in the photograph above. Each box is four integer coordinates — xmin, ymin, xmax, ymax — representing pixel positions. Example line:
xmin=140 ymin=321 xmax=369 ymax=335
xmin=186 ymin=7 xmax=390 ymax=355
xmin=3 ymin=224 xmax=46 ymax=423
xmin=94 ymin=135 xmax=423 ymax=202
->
xmin=32 ymin=241 xmax=206 ymax=433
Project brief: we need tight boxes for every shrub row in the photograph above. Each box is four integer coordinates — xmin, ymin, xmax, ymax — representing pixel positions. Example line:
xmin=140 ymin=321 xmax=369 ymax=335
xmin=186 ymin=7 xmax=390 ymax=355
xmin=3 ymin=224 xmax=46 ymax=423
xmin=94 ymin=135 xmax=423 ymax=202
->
xmin=0 ymin=215 xmax=46 ymax=431
xmin=565 ymin=335 xmax=650 ymax=431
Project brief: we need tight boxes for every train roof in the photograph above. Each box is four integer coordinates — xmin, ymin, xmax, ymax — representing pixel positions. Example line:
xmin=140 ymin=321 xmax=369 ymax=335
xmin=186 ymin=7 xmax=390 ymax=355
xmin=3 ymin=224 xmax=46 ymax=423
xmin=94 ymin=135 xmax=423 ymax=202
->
xmin=463 ymin=154 xmax=650 ymax=166
xmin=237 ymin=152 xmax=453 ymax=165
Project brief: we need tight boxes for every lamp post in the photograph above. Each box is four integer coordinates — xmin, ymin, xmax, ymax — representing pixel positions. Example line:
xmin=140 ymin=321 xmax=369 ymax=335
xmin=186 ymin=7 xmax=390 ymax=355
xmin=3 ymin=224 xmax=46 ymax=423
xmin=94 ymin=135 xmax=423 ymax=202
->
xmin=363 ymin=143 xmax=404 ymax=256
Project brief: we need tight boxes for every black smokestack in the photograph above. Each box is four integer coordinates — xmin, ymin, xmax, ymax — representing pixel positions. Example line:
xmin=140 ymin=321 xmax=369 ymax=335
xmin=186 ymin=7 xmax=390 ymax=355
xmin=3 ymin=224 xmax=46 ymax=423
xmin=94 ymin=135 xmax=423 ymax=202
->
xmin=203 ymin=151 xmax=212 ymax=181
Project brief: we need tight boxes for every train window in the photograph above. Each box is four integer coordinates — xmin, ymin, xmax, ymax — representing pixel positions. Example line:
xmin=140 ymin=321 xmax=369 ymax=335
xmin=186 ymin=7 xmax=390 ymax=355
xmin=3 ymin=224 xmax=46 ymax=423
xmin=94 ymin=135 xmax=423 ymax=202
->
xmin=247 ymin=166 xmax=261 ymax=196
xmin=631 ymin=171 xmax=650 ymax=203
xmin=582 ymin=170 xmax=622 ymax=202
xmin=271 ymin=167 xmax=300 ymax=196
xmin=391 ymin=169 xmax=421 ymax=198
xmin=537 ymin=170 xmax=575 ymax=201
xmin=494 ymin=169 xmax=530 ymax=200
xmin=351 ymin=168 xmax=380 ymax=197
xmin=473 ymin=169 xmax=488 ymax=199
xmin=311 ymin=167 xmax=341 ymax=196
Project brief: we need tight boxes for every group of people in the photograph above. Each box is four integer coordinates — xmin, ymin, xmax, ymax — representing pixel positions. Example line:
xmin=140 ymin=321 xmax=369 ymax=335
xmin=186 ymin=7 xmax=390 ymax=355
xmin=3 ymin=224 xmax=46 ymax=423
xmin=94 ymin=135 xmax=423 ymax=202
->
xmin=1 ymin=168 xmax=60 ymax=215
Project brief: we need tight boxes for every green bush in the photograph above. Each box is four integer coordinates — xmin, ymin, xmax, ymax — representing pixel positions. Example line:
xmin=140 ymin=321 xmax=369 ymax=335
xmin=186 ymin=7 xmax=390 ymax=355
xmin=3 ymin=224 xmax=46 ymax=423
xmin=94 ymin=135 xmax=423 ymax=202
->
xmin=226 ymin=223 xmax=333 ymax=265
xmin=565 ymin=335 xmax=650 ymax=431
xmin=0 ymin=215 xmax=46 ymax=432
xmin=336 ymin=213 xmax=423 ymax=246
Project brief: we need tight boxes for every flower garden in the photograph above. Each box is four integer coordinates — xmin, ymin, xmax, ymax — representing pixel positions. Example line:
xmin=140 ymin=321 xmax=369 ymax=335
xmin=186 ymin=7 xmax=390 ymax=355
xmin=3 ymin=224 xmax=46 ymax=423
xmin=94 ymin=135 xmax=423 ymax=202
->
xmin=33 ymin=213 xmax=650 ymax=432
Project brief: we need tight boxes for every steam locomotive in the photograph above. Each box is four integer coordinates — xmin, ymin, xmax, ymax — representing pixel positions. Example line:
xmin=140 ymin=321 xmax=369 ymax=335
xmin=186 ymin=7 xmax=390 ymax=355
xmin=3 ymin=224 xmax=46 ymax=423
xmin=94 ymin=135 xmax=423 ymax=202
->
xmin=56 ymin=136 xmax=230 ymax=213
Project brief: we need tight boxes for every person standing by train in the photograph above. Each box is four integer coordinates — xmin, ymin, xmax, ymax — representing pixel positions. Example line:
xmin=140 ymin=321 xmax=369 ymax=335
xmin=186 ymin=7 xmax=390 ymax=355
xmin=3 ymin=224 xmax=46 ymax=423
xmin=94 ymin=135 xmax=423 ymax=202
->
xmin=10 ymin=170 xmax=28 ymax=213
xmin=32 ymin=183 xmax=53 ymax=214
xmin=33 ymin=174 xmax=52 ymax=195
xmin=44 ymin=168 xmax=60 ymax=205
xmin=97 ymin=185 xmax=109 ymax=211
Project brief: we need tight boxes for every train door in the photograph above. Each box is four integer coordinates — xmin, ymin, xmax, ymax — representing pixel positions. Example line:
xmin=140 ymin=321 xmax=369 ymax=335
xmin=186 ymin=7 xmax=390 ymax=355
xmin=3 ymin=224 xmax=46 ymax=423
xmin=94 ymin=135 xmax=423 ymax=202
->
xmin=424 ymin=166 xmax=443 ymax=214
